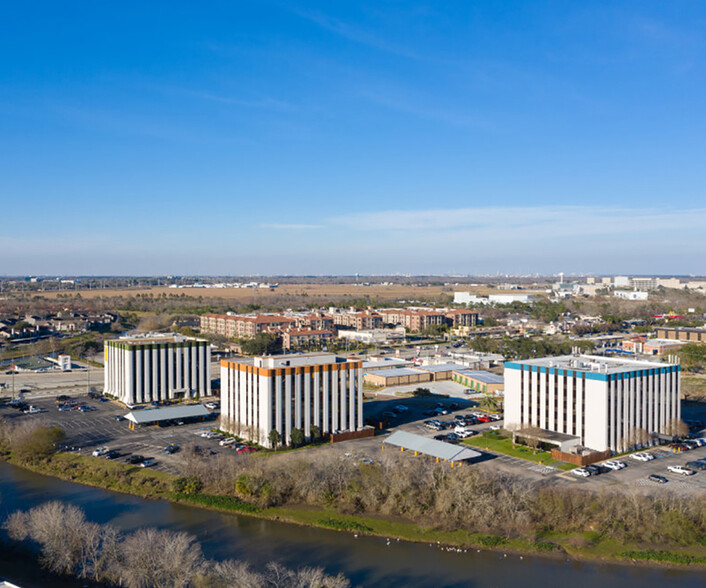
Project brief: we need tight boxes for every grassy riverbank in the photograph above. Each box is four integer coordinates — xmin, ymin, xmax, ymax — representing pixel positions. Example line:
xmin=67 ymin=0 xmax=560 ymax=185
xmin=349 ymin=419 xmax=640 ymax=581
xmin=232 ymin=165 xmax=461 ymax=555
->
xmin=4 ymin=452 xmax=706 ymax=569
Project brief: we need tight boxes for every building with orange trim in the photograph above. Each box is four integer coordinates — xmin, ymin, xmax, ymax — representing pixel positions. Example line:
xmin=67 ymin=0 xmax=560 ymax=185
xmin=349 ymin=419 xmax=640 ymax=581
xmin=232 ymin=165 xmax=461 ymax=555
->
xmin=221 ymin=352 xmax=364 ymax=447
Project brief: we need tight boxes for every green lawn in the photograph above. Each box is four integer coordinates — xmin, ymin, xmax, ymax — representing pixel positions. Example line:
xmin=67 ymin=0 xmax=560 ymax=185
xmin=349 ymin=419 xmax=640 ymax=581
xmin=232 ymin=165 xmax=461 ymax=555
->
xmin=463 ymin=431 xmax=574 ymax=468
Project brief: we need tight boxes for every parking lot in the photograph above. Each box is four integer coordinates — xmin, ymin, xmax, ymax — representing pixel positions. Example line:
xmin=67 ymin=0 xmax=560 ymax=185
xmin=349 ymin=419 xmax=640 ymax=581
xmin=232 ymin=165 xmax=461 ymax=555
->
xmin=0 ymin=394 xmax=229 ymax=475
xmin=3 ymin=383 xmax=706 ymax=497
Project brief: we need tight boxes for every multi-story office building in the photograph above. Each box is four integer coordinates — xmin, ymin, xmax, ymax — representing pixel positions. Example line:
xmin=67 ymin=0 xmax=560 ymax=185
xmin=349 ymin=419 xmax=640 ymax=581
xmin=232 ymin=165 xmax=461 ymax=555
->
xmin=504 ymin=354 xmax=680 ymax=452
xmin=104 ymin=333 xmax=211 ymax=405
xmin=220 ymin=352 xmax=363 ymax=447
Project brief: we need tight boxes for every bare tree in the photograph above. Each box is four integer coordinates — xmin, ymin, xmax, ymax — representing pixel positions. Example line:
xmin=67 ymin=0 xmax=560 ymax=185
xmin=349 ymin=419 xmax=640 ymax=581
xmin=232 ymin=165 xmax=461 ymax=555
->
xmin=202 ymin=559 xmax=263 ymax=588
xmin=118 ymin=527 xmax=204 ymax=588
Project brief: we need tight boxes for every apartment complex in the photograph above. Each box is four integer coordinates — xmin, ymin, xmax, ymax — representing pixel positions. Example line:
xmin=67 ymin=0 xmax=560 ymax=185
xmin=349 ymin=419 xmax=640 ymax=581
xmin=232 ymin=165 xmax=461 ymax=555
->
xmin=200 ymin=313 xmax=334 ymax=339
xmin=504 ymin=355 xmax=680 ymax=452
xmin=220 ymin=352 xmax=364 ymax=447
xmin=378 ymin=308 xmax=478 ymax=331
xmin=329 ymin=310 xmax=382 ymax=330
xmin=104 ymin=333 xmax=211 ymax=405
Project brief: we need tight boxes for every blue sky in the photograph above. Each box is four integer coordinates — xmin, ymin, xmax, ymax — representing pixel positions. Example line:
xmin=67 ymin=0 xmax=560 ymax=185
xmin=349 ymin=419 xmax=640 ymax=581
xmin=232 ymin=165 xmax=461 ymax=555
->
xmin=2 ymin=1 xmax=705 ymax=276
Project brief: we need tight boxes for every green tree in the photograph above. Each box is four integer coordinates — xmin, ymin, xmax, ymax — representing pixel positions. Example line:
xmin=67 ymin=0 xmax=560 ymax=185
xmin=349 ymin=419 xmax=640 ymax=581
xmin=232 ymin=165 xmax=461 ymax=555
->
xmin=172 ymin=475 xmax=203 ymax=495
xmin=242 ymin=333 xmax=282 ymax=356
xmin=268 ymin=429 xmax=281 ymax=450
xmin=290 ymin=428 xmax=305 ymax=448
xmin=11 ymin=425 xmax=65 ymax=463
xmin=310 ymin=425 xmax=321 ymax=441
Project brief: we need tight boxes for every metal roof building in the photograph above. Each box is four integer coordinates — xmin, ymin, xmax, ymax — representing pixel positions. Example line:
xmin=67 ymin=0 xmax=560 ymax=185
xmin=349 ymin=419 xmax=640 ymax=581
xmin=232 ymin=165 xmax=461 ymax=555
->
xmin=124 ymin=404 xmax=211 ymax=427
xmin=383 ymin=430 xmax=481 ymax=465
xmin=454 ymin=370 xmax=504 ymax=384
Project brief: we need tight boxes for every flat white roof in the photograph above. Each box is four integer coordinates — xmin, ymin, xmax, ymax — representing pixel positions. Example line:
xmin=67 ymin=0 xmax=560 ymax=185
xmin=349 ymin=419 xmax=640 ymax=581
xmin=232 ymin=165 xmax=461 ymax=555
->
xmin=125 ymin=404 xmax=210 ymax=424
xmin=507 ymin=354 xmax=671 ymax=375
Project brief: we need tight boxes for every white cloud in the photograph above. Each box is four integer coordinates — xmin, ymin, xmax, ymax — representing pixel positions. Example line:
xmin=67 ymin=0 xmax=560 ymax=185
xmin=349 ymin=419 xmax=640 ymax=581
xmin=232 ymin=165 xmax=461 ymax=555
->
xmin=327 ymin=205 xmax=706 ymax=237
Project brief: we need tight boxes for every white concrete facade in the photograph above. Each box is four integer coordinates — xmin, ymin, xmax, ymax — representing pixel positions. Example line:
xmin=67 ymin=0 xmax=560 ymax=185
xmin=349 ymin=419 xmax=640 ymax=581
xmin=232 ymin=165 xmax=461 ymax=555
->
xmin=220 ymin=352 xmax=364 ymax=447
xmin=504 ymin=355 xmax=680 ymax=452
xmin=104 ymin=334 xmax=210 ymax=405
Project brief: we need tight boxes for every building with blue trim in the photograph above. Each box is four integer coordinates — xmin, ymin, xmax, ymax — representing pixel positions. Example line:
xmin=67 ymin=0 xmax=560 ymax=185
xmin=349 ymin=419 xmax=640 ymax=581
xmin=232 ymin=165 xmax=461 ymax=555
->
xmin=504 ymin=355 xmax=680 ymax=452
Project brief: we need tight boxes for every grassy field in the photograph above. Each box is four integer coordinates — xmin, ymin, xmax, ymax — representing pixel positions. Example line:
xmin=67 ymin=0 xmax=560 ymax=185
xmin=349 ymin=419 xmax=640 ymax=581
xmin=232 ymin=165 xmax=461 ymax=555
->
xmin=463 ymin=431 xmax=575 ymax=469
xmin=30 ymin=284 xmax=546 ymax=302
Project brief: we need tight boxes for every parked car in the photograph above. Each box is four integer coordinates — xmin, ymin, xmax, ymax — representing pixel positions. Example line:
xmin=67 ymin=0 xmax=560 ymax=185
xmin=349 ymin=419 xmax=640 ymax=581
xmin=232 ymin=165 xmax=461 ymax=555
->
xmin=585 ymin=464 xmax=604 ymax=476
xmin=92 ymin=447 xmax=109 ymax=457
xmin=237 ymin=446 xmax=257 ymax=454
xmin=140 ymin=459 xmax=157 ymax=468
xmin=572 ymin=468 xmax=591 ymax=477
xmin=163 ymin=444 xmax=179 ymax=454
xmin=603 ymin=460 xmax=626 ymax=471
xmin=127 ymin=454 xmax=145 ymax=464
xmin=104 ymin=450 xmax=119 ymax=460
xmin=667 ymin=465 xmax=695 ymax=476
xmin=24 ymin=406 xmax=42 ymax=414
xmin=56 ymin=395 xmax=71 ymax=403
xmin=114 ymin=414 xmax=124 ymax=421
xmin=220 ymin=438 xmax=236 ymax=446
xmin=205 ymin=402 xmax=219 ymax=410
xmin=629 ymin=452 xmax=651 ymax=462
xmin=685 ymin=461 xmax=706 ymax=471
xmin=648 ymin=474 xmax=668 ymax=484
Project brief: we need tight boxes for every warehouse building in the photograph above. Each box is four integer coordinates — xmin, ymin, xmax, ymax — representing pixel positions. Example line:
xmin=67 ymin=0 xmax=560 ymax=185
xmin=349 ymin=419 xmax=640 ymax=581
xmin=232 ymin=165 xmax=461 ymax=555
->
xmin=504 ymin=354 xmax=680 ymax=452
xmin=364 ymin=367 xmax=432 ymax=387
xmin=104 ymin=333 xmax=211 ymax=405
xmin=416 ymin=363 xmax=468 ymax=381
xmin=452 ymin=370 xmax=504 ymax=394
xmin=221 ymin=352 xmax=364 ymax=447
xmin=655 ymin=327 xmax=706 ymax=343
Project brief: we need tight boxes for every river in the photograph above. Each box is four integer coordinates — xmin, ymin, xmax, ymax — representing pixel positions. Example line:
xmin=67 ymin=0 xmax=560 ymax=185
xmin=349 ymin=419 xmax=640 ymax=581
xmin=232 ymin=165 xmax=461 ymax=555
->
xmin=0 ymin=461 xmax=703 ymax=587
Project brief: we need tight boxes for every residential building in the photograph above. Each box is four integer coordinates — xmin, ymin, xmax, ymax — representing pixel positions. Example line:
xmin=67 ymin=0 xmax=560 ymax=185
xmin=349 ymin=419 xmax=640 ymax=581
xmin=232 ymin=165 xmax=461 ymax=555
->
xmin=104 ymin=333 xmax=211 ymax=405
xmin=281 ymin=329 xmax=334 ymax=350
xmin=220 ymin=352 xmax=364 ymax=447
xmin=200 ymin=313 xmax=297 ymax=338
xmin=329 ymin=310 xmax=382 ymax=330
xmin=504 ymin=355 xmax=681 ymax=452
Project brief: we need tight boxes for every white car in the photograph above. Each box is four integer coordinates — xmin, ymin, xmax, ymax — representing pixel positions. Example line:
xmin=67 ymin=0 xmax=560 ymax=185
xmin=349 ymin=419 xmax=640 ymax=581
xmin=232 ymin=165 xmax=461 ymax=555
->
xmin=667 ymin=465 xmax=695 ymax=476
xmin=572 ymin=468 xmax=591 ymax=477
xmin=92 ymin=447 xmax=109 ymax=457
xmin=489 ymin=424 xmax=501 ymax=431
xmin=629 ymin=452 xmax=650 ymax=462
xmin=219 ymin=438 xmax=236 ymax=446
xmin=204 ymin=402 xmax=218 ymax=410
xmin=603 ymin=460 xmax=626 ymax=471
xmin=24 ymin=406 xmax=42 ymax=414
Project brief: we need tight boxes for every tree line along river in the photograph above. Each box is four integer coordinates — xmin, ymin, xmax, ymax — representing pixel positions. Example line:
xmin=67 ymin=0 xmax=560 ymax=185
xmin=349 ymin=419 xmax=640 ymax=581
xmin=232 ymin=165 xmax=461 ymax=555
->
xmin=0 ymin=461 xmax=703 ymax=588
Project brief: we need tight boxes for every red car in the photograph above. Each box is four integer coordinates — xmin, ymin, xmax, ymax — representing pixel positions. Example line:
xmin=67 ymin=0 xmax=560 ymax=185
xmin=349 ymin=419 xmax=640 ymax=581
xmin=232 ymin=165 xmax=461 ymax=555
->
xmin=477 ymin=415 xmax=491 ymax=423
xmin=237 ymin=446 xmax=257 ymax=454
